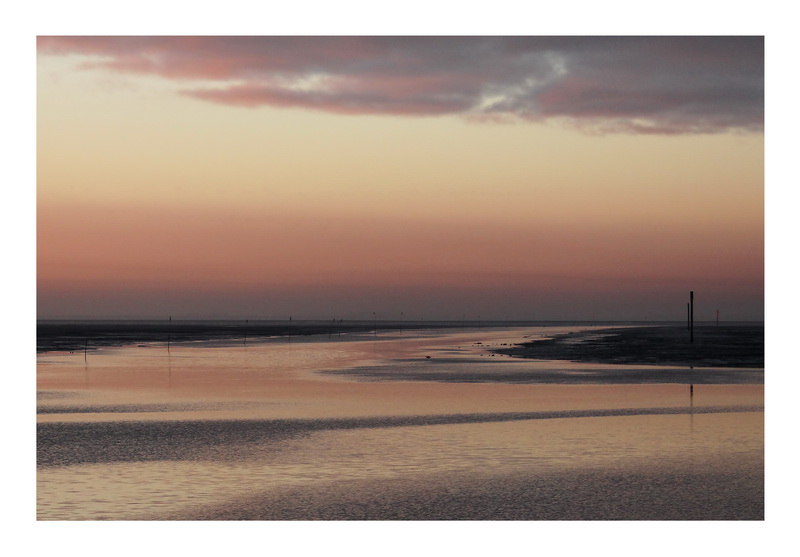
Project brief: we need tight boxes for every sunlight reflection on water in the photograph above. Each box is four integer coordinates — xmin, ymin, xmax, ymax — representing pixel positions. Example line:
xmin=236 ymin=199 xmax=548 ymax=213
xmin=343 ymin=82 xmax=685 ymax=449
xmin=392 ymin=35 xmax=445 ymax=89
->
xmin=37 ymin=411 xmax=762 ymax=520
xmin=37 ymin=326 xmax=763 ymax=520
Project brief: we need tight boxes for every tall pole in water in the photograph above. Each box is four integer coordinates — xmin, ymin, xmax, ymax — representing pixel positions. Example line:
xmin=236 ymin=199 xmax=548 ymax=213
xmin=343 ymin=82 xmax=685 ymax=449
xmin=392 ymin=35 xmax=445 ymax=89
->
xmin=690 ymin=291 xmax=694 ymax=344
xmin=168 ymin=316 xmax=172 ymax=353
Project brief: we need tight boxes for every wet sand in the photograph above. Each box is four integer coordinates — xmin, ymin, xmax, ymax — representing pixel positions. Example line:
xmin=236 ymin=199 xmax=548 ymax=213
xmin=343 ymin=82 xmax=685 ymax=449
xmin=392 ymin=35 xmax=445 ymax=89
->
xmin=499 ymin=324 xmax=763 ymax=368
xmin=37 ymin=325 xmax=764 ymax=520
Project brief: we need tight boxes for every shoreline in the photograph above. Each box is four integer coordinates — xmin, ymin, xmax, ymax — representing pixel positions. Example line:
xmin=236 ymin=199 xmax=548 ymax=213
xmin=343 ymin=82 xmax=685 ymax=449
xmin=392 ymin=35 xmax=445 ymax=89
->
xmin=497 ymin=325 xmax=764 ymax=369
xmin=36 ymin=319 xmax=763 ymax=355
xmin=36 ymin=325 xmax=764 ymax=521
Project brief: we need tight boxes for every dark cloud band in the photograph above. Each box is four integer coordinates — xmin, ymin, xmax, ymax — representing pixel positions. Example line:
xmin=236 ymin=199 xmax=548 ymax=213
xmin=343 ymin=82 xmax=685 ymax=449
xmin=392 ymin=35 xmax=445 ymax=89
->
xmin=38 ymin=36 xmax=763 ymax=134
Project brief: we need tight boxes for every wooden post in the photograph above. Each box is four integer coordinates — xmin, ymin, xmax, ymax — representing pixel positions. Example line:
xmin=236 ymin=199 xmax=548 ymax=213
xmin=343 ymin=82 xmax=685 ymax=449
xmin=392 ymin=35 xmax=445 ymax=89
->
xmin=690 ymin=291 xmax=694 ymax=344
xmin=244 ymin=319 xmax=248 ymax=345
xmin=167 ymin=316 xmax=172 ymax=353
xmin=84 ymin=338 xmax=88 ymax=362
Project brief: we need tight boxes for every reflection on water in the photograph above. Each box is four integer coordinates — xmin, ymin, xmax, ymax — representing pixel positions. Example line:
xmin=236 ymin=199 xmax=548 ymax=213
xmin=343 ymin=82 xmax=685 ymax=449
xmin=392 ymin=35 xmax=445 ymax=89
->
xmin=37 ymin=327 xmax=764 ymax=520
xmin=37 ymin=412 xmax=762 ymax=520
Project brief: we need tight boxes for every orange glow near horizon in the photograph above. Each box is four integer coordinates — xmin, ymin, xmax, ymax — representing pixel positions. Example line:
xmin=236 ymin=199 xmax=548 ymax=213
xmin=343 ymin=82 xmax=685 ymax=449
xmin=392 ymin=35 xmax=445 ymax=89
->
xmin=36 ymin=40 xmax=764 ymax=321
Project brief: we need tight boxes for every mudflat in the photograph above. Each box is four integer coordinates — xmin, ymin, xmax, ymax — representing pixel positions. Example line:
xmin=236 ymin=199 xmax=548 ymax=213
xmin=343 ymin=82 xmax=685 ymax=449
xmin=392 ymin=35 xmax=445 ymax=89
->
xmin=37 ymin=325 xmax=764 ymax=520
xmin=498 ymin=325 xmax=763 ymax=368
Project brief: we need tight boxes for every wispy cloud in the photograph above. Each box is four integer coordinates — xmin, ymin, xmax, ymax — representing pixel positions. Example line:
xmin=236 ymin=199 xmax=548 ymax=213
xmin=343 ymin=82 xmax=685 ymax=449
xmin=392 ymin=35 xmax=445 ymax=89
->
xmin=38 ymin=36 xmax=763 ymax=134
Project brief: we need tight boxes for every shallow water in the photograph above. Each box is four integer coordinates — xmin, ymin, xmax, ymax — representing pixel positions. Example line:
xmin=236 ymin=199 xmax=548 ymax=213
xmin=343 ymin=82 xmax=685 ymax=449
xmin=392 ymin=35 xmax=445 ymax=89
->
xmin=37 ymin=326 xmax=764 ymax=520
xmin=37 ymin=411 xmax=762 ymax=520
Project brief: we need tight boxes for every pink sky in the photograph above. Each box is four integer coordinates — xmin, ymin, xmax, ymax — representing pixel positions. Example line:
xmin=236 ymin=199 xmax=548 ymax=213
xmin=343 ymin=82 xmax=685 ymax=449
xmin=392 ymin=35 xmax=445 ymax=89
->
xmin=37 ymin=37 xmax=764 ymax=321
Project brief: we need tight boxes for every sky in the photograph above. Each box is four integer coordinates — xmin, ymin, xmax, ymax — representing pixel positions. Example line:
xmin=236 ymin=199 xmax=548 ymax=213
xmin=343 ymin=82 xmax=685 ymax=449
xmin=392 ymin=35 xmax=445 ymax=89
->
xmin=16 ymin=6 xmax=795 ymax=550
xmin=36 ymin=36 xmax=764 ymax=321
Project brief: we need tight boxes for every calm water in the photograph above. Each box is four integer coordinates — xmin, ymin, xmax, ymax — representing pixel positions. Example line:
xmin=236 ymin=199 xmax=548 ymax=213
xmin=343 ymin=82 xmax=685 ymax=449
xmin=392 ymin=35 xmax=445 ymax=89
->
xmin=37 ymin=326 xmax=764 ymax=520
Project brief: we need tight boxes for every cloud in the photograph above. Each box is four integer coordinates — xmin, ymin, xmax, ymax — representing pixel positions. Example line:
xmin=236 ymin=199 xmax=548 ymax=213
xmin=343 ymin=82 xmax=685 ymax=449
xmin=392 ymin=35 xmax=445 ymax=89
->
xmin=38 ymin=36 xmax=763 ymax=134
